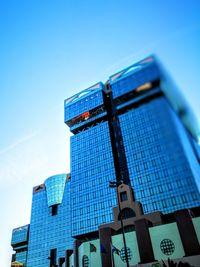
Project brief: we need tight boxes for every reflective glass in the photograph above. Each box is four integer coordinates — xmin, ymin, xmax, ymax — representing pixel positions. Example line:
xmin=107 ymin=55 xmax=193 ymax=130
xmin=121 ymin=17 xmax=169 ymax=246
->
xmin=27 ymin=178 xmax=73 ymax=267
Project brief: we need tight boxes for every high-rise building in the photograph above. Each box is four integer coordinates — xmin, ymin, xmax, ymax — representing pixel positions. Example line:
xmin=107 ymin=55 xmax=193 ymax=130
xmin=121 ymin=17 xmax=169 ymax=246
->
xmin=64 ymin=55 xmax=200 ymax=238
xmin=11 ymin=225 xmax=29 ymax=266
xmin=11 ymin=56 xmax=200 ymax=267
xmin=26 ymin=174 xmax=73 ymax=267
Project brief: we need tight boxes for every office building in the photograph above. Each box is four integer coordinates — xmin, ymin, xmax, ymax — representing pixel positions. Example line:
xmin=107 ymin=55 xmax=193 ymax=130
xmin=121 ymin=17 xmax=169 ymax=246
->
xmin=15 ymin=174 xmax=73 ymax=267
xmin=65 ymin=184 xmax=200 ymax=267
xmin=64 ymin=55 xmax=200 ymax=238
xmin=11 ymin=185 xmax=200 ymax=267
xmin=11 ymin=56 xmax=200 ymax=267
xmin=11 ymin=225 xmax=29 ymax=266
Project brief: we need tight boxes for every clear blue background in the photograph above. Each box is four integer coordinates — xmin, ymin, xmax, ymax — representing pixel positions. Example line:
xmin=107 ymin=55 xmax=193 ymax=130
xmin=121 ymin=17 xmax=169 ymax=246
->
xmin=0 ymin=0 xmax=199 ymax=265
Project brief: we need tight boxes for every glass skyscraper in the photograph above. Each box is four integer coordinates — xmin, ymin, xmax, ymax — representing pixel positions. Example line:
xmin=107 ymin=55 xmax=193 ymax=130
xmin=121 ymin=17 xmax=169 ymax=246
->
xmin=26 ymin=174 xmax=73 ymax=267
xmin=11 ymin=225 xmax=29 ymax=266
xmin=64 ymin=55 xmax=200 ymax=238
xmin=11 ymin=56 xmax=200 ymax=267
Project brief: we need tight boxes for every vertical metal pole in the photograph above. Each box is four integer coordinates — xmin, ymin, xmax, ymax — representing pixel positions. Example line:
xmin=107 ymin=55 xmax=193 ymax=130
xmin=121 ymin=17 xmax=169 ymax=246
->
xmin=116 ymin=186 xmax=130 ymax=267
xmin=111 ymin=244 xmax=115 ymax=267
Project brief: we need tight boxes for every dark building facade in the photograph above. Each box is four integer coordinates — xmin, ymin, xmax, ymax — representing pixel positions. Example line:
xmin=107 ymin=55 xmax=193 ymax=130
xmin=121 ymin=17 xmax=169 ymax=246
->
xmin=11 ymin=56 xmax=200 ymax=267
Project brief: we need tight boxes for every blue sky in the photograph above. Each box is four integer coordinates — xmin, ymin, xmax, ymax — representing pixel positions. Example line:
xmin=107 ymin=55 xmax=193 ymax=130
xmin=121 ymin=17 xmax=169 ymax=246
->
xmin=0 ymin=0 xmax=200 ymax=265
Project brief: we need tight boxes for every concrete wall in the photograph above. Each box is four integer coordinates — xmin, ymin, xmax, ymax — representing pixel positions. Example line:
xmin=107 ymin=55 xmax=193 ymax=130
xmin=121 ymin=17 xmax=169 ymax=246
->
xmin=193 ymin=217 xmax=200 ymax=244
xmin=111 ymin=231 xmax=140 ymax=267
xmin=78 ymin=239 xmax=101 ymax=267
xmin=66 ymin=217 xmax=200 ymax=267
xmin=149 ymin=222 xmax=185 ymax=261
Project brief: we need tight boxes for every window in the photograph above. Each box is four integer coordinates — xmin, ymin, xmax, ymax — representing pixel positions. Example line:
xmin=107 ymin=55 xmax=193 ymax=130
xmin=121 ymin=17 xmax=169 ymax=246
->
xmin=158 ymin=185 xmax=163 ymax=193
xmin=87 ymin=219 xmax=91 ymax=227
xmin=152 ymin=202 xmax=157 ymax=210
xmin=94 ymin=217 xmax=98 ymax=225
xmin=80 ymin=208 xmax=83 ymax=215
xmin=149 ymin=187 xmax=154 ymax=195
xmin=120 ymin=191 xmax=128 ymax=202
xmin=146 ymin=174 xmax=151 ymax=182
xmin=177 ymin=179 xmax=182 ymax=188
xmin=119 ymin=208 xmax=136 ymax=220
xmin=51 ymin=205 xmax=58 ymax=216
xmin=171 ymin=197 xmax=177 ymax=206
xmin=141 ymin=190 xmax=145 ymax=198
xmin=167 ymin=182 xmax=172 ymax=191
xmin=180 ymin=194 xmax=187 ymax=203
xmin=73 ymin=223 xmax=77 ymax=231
xmin=49 ymin=248 xmax=57 ymax=267
xmin=138 ymin=176 xmax=142 ymax=185
xmin=161 ymin=199 xmax=167 ymax=208
xmin=101 ymin=202 xmax=104 ymax=209
xmin=191 ymin=192 xmax=198 ymax=201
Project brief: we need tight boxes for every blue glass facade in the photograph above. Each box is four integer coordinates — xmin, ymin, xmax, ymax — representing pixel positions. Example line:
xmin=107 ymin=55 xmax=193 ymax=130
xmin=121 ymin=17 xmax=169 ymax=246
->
xmin=70 ymin=121 xmax=116 ymax=236
xmin=11 ymin=56 xmax=200 ymax=266
xmin=119 ymin=97 xmax=200 ymax=213
xmin=26 ymin=174 xmax=73 ymax=267
xmin=65 ymin=55 xmax=200 ymax=237
xmin=16 ymin=251 xmax=28 ymax=265
xmin=109 ymin=56 xmax=161 ymax=99
xmin=11 ymin=225 xmax=29 ymax=246
xmin=64 ymin=82 xmax=106 ymax=132
xmin=44 ymin=174 xmax=67 ymax=207
xmin=11 ymin=225 xmax=29 ymax=266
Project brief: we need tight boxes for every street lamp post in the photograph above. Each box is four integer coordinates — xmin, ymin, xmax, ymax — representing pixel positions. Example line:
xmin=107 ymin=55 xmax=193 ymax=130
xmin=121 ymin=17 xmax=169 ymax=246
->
xmin=109 ymin=181 xmax=130 ymax=267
